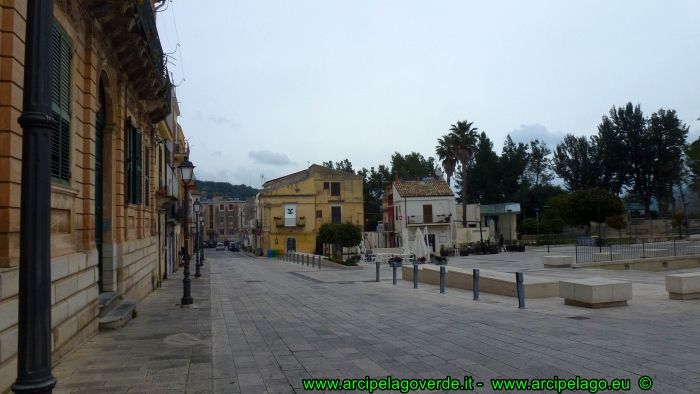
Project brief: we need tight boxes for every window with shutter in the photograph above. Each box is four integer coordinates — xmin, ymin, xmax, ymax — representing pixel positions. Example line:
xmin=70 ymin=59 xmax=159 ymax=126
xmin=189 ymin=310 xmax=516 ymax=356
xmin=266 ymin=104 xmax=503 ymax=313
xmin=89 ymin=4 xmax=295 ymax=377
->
xmin=51 ymin=22 xmax=72 ymax=185
xmin=331 ymin=182 xmax=341 ymax=196
xmin=126 ymin=118 xmax=143 ymax=205
xmin=144 ymin=145 xmax=150 ymax=206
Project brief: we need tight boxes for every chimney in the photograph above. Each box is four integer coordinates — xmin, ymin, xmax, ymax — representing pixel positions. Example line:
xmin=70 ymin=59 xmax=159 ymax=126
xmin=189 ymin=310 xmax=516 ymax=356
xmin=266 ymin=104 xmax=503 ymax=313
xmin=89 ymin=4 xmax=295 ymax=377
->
xmin=394 ymin=172 xmax=399 ymax=183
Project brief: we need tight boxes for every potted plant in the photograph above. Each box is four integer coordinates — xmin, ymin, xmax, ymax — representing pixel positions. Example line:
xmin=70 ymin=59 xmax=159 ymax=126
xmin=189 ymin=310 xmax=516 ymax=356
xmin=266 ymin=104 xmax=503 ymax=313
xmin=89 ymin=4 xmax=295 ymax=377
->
xmin=298 ymin=216 xmax=306 ymax=227
xmin=431 ymin=254 xmax=448 ymax=265
xmin=351 ymin=254 xmax=361 ymax=262
xmin=274 ymin=216 xmax=283 ymax=227
xmin=415 ymin=256 xmax=427 ymax=263
xmin=389 ymin=256 xmax=403 ymax=267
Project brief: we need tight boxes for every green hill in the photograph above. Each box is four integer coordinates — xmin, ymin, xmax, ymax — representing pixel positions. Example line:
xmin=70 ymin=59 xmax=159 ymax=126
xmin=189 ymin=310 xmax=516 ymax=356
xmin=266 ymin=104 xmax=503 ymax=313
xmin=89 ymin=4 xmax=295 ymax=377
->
xmin=194 ymin=180 xmax=259 ymax=201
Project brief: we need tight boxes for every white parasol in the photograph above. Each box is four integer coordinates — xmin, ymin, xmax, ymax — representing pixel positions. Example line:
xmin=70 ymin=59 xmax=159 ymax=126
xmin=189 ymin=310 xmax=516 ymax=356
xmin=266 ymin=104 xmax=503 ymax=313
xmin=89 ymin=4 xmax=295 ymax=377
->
xmin=413 ymin=228 xmax=430 ymax=260
xmin=424 ymin=226 xmax=430 ymax=254
xmin=402 ymin=228 xmax=411 ymax=256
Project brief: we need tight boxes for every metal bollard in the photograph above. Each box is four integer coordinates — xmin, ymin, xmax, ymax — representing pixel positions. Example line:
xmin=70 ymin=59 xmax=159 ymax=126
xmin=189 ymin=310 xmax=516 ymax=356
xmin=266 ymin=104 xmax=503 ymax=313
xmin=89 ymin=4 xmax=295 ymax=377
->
xmin=318 ymin=256 xmax=321 ymax=269
xmin=440 ymin=266 xmax=446 ymax=294
xmin=473 ymin=269 xmax=480 ymax=301
xmin=306 ymin=255 xmax=309 ymax=266
xmin=413 ymin=264 xmax=419 ymax=289
xmin=392 ymin=264 xmax=398 ymax=285
xmin=312 ymin=255 xmax=315 ymax=268
xmin=375 ymin=260 xmax=380 ymax=282
xmin=516 ymin=272 xmax=525 ymax=309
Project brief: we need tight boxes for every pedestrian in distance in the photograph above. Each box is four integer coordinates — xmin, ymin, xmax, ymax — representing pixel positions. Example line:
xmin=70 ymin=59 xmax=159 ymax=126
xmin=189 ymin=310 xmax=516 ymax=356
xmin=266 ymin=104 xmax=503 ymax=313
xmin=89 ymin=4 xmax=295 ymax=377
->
xmin=499 ymin=234 xmax=506 ymax=252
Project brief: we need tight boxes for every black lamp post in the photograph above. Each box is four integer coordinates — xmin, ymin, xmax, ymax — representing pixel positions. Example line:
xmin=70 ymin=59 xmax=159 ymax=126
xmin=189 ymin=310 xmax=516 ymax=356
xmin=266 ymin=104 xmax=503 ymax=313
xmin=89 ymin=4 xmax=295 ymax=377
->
xmin=193 ymin=200 xmax=202 ymax=278
xmin=535 ymin=208 xmax=540 ymax=242
xmin=199 ymin=216 xmax=205 ymax=264
xmin=506 ymin=209 xmax=513 ymax=244
xmin=543 ymin=205 xmax=550 ymax=253
xmin=13 ymin=1 xmax=58 ymax=393
xmin=684 ymin=202 xmax=691 ymax=239
xmin=178 ymin=157 xmax=195 ymax=306
xmin=595 ymin=197 xmax=602 ymax=252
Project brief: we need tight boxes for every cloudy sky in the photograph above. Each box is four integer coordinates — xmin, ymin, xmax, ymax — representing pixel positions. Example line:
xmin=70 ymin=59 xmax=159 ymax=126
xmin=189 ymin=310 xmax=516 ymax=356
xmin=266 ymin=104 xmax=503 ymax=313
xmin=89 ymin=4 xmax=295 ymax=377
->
xmin=157 ymin=0 xmax=700 ymax=188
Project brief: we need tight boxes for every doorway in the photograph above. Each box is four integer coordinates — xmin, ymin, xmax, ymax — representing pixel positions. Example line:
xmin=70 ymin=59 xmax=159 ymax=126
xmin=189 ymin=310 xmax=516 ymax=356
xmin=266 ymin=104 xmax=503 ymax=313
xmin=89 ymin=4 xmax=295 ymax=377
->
xmin=95 ymin=81 xmax=106 ymax=293
xmin=428 ymin=234 xmax=435 ymax=253
xmin=286 ymin=237 xmax=296 ymax=252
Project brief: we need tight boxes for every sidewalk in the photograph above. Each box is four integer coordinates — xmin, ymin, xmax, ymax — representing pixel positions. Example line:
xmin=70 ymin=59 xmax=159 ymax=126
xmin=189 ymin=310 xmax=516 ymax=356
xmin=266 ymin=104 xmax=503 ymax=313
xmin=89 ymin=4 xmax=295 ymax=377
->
xmin=50 ymin=251 xmax=700 ymax=394
xmin=53 ymin=265 xmax=213 ymax=394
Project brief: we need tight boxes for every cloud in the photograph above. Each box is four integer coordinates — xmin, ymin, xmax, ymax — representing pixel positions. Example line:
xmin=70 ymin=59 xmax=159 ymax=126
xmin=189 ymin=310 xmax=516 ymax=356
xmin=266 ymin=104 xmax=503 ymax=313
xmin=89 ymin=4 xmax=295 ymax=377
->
xmin=248 ymin=150 xmax=297 ymax=166
xmin=508 ymin=124 xmax=567 ymax=149
xmin=207 ymin=114 xmax=240 ymax=128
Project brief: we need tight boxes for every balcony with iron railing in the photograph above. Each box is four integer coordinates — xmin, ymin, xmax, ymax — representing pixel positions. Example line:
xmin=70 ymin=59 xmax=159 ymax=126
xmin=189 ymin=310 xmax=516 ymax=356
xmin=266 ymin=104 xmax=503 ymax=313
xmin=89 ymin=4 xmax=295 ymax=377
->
xmin=87 ymin=0 xmax=171 ymax=122
xmin=406 ymin=214 xmax=452 ymax=225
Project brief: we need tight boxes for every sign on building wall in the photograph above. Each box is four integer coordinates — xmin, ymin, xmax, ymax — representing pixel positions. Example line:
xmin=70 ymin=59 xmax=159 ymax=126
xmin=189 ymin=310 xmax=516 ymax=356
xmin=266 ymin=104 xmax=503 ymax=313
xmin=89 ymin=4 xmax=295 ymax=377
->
xmin=284 ymin=204 xmax=296 ymax=227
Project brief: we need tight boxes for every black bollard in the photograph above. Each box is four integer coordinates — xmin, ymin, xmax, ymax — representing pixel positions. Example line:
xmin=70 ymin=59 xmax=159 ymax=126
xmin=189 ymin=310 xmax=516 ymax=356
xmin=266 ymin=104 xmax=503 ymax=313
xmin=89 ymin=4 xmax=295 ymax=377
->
xmin=413 ymin=264 xmax=419 ymax=289
xmin=312 ymin=255 xmax=315 ymax=268
xmin=392 ymin=263 xmax=398 ymax=285
xmin=375 ymin=260 xmax=380 ymax=282
xmin=440 ymin=266 xmax=446 ymax=294
xmin=473 ymin=269 xmax=480 ymax=301
xmin=516 ymin=272 xmax=525 ymax=309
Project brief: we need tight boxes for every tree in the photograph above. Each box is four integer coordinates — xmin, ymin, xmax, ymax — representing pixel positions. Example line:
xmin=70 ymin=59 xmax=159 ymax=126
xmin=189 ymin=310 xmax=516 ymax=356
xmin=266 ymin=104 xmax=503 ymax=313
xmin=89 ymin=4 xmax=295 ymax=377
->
xmin=322 ymin=161 xmax=334 ymax=169
xmin=390 ymin=152 xmax=437 ymax=181
xmin=686 ymin=137 xmax=700 ymax=195
xmin=606 ymin=214 xmax=628 ymax=241
xmin=525 ymin=139 xmax=553 ymax=187
xmin=449 ymin=120 xmax=479 ymax=227
xmin=499 ymin=135 xmax=530 ymax=202
xmin=594 ymin=107 xmax=632 ymax=194
xmin=649 ymin=109 xmax=689 ymax=215
xmin=357 ymin=165 xmax=392 ymax=230
xmin=540 ymin=218 xmax=564 ymax=235
xmin=459 ymin=132 xmax=501 ymax=204
xmin=553 ymin=134 xmax=600 ymax=192
xmin=335 ymin=222 xmax=363 ymax=260
xmin=546 ymin=189 xmax=624 ymax=235
xmin=521 ymin=218 xmax=538 ymax=236
xmin=671 ymin=210 xmax=686 ymax=238
xmin=334 ymin=159 xmax=355 ymax=174
xmin=435 ymin=135 xmax=458 ymax=187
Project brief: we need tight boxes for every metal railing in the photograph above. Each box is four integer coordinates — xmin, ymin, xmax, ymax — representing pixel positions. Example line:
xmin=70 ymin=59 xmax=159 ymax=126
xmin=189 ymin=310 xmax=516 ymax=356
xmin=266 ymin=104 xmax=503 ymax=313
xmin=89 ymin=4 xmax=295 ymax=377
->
xmin=576 ymin=239 xmax=700 ymax=263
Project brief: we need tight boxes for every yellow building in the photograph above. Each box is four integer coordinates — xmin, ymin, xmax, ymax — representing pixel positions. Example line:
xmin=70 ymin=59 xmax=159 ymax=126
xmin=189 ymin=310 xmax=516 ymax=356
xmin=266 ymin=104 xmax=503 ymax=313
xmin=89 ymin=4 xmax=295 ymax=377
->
xmin=202 ymin=199 xmax=246 ymax=243
xmin=0 ymin=1 xmax=177 ymax=391
xmin=255 ymin=165 xmax=364 ymax=254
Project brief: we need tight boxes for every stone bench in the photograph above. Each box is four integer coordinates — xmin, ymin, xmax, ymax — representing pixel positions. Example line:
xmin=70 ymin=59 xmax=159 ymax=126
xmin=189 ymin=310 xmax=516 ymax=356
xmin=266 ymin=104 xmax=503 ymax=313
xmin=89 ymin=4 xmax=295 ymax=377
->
xmin=559 ymin=278 xmax=632 ymax=308
xmin=403 ymin=265 xmax=559 ymax=298
xmin=593 ymin=252 xmax=622 ymax=262
xmin=542 ymin=255 xmax=573 ymax=268
xmin=666 ymin=272 xmax=700 ymax=300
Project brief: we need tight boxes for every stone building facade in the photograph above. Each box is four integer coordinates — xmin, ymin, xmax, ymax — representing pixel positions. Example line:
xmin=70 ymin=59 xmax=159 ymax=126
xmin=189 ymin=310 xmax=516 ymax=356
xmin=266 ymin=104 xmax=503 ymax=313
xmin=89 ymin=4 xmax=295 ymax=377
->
xmin=0 ymin=1 xmax=174 ymax=392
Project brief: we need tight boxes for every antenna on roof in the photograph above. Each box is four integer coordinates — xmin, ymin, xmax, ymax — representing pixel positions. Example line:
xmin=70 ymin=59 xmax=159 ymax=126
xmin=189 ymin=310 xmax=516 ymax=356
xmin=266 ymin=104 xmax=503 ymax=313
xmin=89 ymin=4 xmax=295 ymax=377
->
xmin=260 ymin=173 xmax=266 ymax=185
xmin=307 ymin=161 xmax=310 ymax=168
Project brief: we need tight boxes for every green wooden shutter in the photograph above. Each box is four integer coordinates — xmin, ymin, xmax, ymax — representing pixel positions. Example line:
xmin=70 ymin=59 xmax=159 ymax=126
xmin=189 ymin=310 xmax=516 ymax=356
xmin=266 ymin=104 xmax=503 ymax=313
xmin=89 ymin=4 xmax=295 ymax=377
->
xmin=51 ymin=22 xmax=72 ymax=184
xmin=127 ymin=118 xmax=133 ymax=203
xmin=134 ymin=128 xmax=143 ymax=205
xmin=144 ymin=145 xmax=150 ymax=206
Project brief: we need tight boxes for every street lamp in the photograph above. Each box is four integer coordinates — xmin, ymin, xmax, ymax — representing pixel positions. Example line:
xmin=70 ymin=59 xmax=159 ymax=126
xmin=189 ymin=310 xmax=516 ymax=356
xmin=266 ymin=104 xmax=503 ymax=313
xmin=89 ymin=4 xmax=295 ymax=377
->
xmin=506 ymin=209 xmax=513 ymax=245
xmin=178 ymin=157 xmax=195 ymax=306
xmin=13 ymin=2 xmax=58 ymax=393
xmin=535 ymin=208 xmax=540 ymax=242
xmin=595 ymin=197 xmax=601 ymax=252
xmin=543 ymin=206 xmax=550 ymax=253
xmin=684 ymin=202 xmax=691 ymax=239
xmin=193 ymin=200 xmax=202 ymax=278
xmin=199 ymin=215 xmax=205 ymax=265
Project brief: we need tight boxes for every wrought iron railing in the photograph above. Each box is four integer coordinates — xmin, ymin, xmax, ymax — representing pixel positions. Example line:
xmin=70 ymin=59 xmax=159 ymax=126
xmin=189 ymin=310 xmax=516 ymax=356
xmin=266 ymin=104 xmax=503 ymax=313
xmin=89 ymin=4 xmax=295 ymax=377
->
xmin=576 ymin=239 xmax=700 ymax=263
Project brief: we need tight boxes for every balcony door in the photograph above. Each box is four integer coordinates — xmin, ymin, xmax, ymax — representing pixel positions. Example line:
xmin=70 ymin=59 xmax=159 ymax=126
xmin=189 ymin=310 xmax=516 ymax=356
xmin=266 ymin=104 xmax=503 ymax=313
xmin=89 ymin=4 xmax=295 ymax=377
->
xmin=423 ymin=205 xmax=433 ymax=223
xmin=286 ymin=237 xmax=297 ymax=252
xmin=331 ymin=206 xmax=341 ymax=223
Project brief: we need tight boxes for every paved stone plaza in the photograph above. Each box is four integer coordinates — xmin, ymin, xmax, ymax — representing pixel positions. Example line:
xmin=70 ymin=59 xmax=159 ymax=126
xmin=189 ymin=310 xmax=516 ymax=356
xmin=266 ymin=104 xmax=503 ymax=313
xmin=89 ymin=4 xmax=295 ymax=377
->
xmin=50 ymin=249 xmax=700 ymax=393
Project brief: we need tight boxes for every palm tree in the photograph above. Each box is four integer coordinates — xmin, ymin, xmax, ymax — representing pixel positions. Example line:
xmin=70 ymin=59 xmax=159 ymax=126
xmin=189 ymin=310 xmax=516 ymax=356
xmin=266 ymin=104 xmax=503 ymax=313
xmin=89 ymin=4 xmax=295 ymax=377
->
xmin=435 ymin=135 xmax=458 ymax=187
xmin=449 ymin=120 xmax=479 ymax=228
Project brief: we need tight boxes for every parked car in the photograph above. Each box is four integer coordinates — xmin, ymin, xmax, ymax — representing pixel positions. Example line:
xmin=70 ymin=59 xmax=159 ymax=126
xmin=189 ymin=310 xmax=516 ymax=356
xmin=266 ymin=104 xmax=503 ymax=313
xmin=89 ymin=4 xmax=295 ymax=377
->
xmin=201 ymin=241 xmax=209 ymax=249
xmin=208 ymin=241 xmax=216 ymax=248
xmin=228 ymin=242 xmax=240 ymax=252
xmin=223 ymin=240 xmax=230 ymax=246
xmin=216 ymin=242 xmax=225 ymax=251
